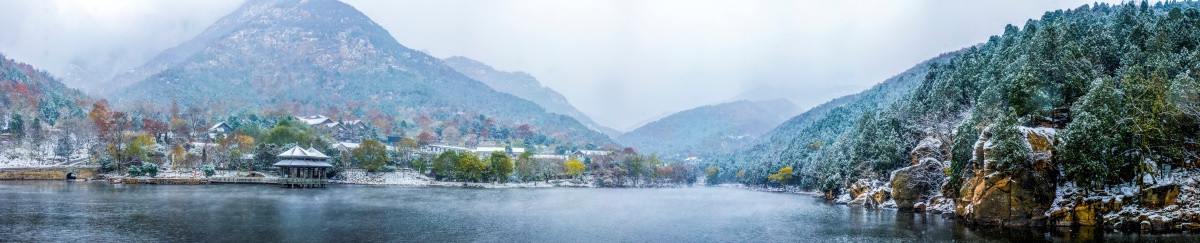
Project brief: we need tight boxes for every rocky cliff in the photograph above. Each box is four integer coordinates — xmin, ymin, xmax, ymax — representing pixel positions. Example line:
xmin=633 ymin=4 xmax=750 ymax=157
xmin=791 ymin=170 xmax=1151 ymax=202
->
xmin=953 ymin=126 xmax=1059 ymax=227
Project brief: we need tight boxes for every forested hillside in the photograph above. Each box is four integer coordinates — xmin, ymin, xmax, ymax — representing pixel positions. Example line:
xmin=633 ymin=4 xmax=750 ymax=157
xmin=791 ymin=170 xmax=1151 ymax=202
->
xmin=1 ymin=53 xmax=91 ymax=127
xmin=710 ymin=0 xmax=1200 ymax=210
xmin=707 ymin=51 xmax=958 ymax=184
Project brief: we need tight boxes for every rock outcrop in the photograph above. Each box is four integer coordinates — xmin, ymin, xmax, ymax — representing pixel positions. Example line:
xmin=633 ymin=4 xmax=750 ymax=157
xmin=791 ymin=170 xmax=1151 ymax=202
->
xmin=889 ymin=136 xmax=949 ymax=210
xmin=891 ymin=158 xmax=945 ymax=209
xmin=908 ymin=137 xmax=948 ymax=166
xmin=1048 ymin=191 xmax=1126 ymax=227
xmin=955 ymin=126 xmax=1059 ymax=226
xmin=1139 ymin=184 xmax=1180 ymax=210
xmin=845 ymin=179 xmax=892 ymax=207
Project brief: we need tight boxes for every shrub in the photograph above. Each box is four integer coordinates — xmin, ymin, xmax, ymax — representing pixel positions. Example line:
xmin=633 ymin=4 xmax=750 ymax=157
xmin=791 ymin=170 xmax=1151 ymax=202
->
xmin=127 ymin=165 xmax=143 ymax=177
xmin=201 ymin=165 xmax=216 ymax=178
xmin=141 ymin=163 xmax=159 ymax=178
xmin=99 ymin=156 xmax=117 ymax=173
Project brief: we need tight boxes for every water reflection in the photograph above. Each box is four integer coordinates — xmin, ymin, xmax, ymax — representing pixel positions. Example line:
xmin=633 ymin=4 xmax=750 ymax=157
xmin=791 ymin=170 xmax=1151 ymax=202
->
xmin=0 ymin=181 xmax=1193 ymax=242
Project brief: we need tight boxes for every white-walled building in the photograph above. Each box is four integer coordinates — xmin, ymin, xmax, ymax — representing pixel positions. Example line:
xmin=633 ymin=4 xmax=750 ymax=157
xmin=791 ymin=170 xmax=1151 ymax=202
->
xmin=474 ymin=146 xmax=526 ymax=155
xmin=420 ymin=144 xmax=471 ymax=155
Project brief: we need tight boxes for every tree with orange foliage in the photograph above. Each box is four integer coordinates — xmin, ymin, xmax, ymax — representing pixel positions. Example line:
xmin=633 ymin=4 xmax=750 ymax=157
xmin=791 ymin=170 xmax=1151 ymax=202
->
xmin=141 ymin=118 xmax=168 ymax=142
xmin=417 ymin=131 xmax=437 ymax=146
xmin=87 ymin=100 xmax=115 ymax=142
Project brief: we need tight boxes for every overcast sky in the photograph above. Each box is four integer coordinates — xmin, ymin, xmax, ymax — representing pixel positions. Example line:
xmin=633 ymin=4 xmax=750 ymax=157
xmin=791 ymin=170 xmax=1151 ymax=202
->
xmin=0 ymin=0 xmax=1125 ymax=131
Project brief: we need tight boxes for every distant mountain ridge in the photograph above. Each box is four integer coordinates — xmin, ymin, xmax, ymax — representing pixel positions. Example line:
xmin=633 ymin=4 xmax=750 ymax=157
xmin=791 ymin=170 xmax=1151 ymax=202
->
xmin=0 ymin=52 xmax=91 ymax=123
xmin=103 ymin=0 xmax=613 ymax=145
xmin=442 ymin=56 xmax=619 ymax=138
xmin=618 ymin=99 xmax=799 ymax=158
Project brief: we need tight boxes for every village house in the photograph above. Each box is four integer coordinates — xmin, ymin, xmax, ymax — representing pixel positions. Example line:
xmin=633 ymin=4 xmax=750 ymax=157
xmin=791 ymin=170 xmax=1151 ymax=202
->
xmin=384 ymin=135 xmax=404 ymax=144
xmin=296 ymin=115 xmax=370 ymax=142
xmin=207 ymin=122 xmax=232 ymax=139
xmin=329 ymin=120 xmax=368 ymax=142
xmin=296 ymin=115 xmax=335 ymax=126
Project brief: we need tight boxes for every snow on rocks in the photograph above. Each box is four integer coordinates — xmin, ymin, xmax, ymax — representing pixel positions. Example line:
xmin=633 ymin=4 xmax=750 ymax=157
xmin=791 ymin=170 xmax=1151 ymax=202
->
xmin=1045 ymin=170 xmax=1200 ymax=233
xmin=846 ymin=179 xmax=892 ymax=207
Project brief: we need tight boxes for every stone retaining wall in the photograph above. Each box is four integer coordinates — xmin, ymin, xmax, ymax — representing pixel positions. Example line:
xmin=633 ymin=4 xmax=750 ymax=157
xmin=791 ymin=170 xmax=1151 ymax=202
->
xmin=0 ymin=167 xmax=100 ymax=180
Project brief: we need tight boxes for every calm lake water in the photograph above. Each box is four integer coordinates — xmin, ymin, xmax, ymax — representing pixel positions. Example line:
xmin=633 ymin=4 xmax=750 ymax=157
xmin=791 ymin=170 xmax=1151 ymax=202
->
xmin=0 ymin=181 xmax=1191 ymax=242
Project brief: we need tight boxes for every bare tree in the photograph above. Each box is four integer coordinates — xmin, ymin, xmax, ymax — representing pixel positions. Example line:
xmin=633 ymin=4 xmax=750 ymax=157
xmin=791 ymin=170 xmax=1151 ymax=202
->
xmin=1172 ymin=71 xmax=1200 ymax=125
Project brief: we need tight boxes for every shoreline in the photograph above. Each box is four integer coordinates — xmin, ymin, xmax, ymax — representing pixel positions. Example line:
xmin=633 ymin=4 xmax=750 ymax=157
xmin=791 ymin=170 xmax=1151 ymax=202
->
xmin=7 ymin=166 xmax=1196 ymax=235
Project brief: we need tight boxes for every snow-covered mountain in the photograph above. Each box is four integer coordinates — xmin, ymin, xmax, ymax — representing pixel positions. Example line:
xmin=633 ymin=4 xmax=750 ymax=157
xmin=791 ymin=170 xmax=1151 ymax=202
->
xmin=442 ymin=56 xmax=619 ymax=138
xmin=102 ymin=0 xmax=613 ymax=145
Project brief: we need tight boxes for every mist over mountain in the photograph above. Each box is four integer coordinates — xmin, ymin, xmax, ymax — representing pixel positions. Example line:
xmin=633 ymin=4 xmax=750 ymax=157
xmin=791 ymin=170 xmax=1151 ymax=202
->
xmin=618 ymin=99 xmax=799 ymax=159
xmin=442 ymin=56 xmax=619 ymax=138
xmin=104 ymin=0 xmax=613 ymax=145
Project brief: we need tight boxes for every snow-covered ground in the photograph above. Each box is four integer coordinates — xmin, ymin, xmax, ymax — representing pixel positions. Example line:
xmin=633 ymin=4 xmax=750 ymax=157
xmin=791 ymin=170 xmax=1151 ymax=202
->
xmin=0 ymin=143 xmax=89 ymax=168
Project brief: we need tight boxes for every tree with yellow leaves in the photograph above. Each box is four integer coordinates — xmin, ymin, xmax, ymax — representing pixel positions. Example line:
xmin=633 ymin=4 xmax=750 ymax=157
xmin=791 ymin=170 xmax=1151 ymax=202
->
xmin=235 ymin=135 xmax=255 ymax=151
xmin=767 ymin=166 xmax=793 ymax=185
xmin=705 ymin=166 xmax=721 ymax=185
xmin=170 ymin=145 xmax=187 ymax=169
xmin=124 ymin=134 xmax=156 ymax=164
xmin=564 ymin=158 xmax=585 ymax=178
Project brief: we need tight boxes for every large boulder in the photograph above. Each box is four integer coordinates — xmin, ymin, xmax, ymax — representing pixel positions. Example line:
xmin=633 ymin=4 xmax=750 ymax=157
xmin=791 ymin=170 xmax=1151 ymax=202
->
xmin=889 ymin=136 xmax=949 ymax=210
xmin=891 ymin=158 xmax=945 ymax=209
xmin=1139 ymin=184 xmax=1180 ymax=210
xmin=955 ymin=126 xmax=1059 ymax=227
xmin=909 ymin=136 xmax=948 ymax=166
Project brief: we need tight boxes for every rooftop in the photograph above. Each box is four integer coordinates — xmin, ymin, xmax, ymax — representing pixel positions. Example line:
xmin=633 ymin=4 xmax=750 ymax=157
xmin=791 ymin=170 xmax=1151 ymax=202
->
xmin=278 ymin=146 xmax=330 ymax=160
xmin=273 ymin=159 xmax=333 ymax=168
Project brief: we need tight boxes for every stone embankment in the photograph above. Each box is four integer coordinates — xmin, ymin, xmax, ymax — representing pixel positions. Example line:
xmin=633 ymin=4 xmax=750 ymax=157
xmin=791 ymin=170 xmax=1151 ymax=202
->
xmin=0 ymin=166 xmax=100 ymax=180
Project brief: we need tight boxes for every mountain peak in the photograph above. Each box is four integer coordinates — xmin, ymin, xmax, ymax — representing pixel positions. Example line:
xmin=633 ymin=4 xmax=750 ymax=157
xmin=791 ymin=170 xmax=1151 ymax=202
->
xmin=104 ymin=0 xmax=614 ymax=145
